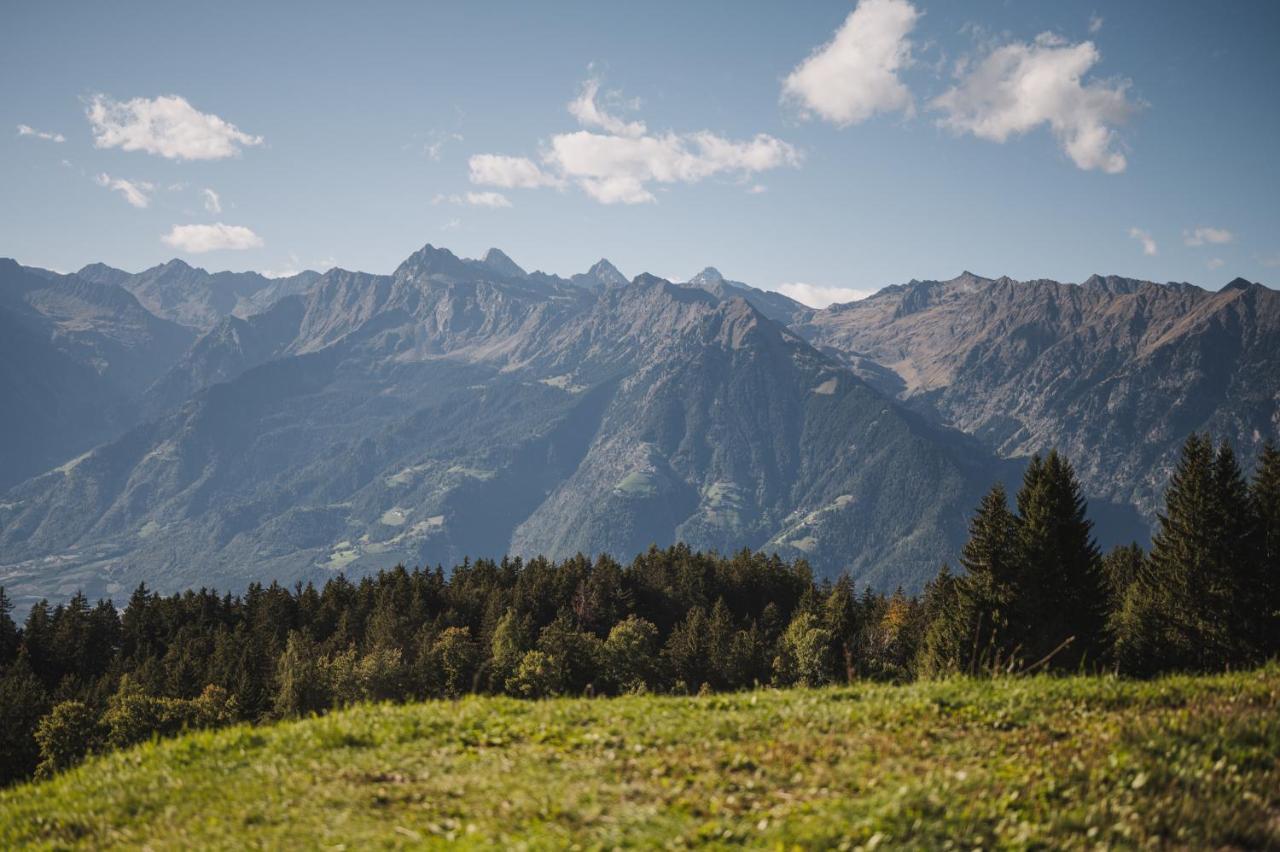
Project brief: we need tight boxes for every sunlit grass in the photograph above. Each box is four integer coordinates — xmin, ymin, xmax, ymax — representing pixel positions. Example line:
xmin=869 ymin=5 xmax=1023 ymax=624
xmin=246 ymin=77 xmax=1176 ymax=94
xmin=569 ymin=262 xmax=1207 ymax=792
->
xmin=3 ymin=667 xmax=1277 ymax=849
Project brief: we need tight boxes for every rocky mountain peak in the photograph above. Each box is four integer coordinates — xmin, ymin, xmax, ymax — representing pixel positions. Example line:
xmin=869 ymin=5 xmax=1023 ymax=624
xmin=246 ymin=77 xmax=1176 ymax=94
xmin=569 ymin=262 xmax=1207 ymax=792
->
xmin=690 ymin=267 xmax=725 ymax=286
xmin=393 ymin=243 xmax=472 ymax=281
xmin=481 ymin=248 xmax=527 ymax=279
xmin=586 ymin=259 xmax=627 ymax=287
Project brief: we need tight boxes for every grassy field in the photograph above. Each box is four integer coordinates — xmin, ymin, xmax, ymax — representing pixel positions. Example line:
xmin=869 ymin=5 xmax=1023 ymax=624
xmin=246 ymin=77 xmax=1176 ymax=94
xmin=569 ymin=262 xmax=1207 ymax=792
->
xmin=2 ymin=668 xmax=1278 ymax=850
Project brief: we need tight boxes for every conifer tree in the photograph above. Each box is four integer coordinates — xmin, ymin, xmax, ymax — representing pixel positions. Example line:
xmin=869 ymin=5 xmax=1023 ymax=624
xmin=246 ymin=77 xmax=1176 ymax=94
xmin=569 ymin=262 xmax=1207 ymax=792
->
xmin=916 ymin=485 xmax=1021 ymax=675
xmin=1113 ymin=434 xmax=1257 ymax=673
xmin=0 ymin=653 xmax=49 ymax=785
xmin=1013 ymin=451 xmax=1106 ymax=668
xmin=0 ymin=587 xmax=18 ymax=668
xmin=1248 ymin=442 xmax=1280 ymax=655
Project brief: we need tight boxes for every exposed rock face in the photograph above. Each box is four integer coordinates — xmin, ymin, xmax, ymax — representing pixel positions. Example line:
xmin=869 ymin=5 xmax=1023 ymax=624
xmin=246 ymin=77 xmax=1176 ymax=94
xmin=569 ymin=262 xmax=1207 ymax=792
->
xmin=2 ymin=245 xmax=1272 ymax=614
xmin=0 ymin=249 xmax=1000 ymax=608
xmin=794 ymin=272 xmax=1280 ymax=517
xmin=78 ymin=259 xmax=321 ymax=331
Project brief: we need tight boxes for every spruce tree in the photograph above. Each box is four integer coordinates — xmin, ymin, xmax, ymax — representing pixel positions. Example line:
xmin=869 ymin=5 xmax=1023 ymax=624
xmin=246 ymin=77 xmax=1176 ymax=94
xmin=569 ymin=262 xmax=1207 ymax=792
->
xmin=1249 ymin=442 xmax=1280 ymax=655
xmin=0 ymin=587 xmax=18 ymax=668
xmin=1013 ymin=451 xmax=1106 ymax=668
xmin=919 ymin=484 xmax=1018 ymax=675
xmin=1114 ymin=434 xmax=1256 ymax=673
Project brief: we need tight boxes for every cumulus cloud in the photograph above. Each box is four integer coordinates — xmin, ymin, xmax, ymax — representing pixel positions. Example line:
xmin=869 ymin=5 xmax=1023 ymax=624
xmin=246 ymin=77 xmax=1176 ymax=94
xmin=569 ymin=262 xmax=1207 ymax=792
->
xmin=470 ymin=77 xmax=800 ymax=205
xmin=568 ymin=78 xmax=647 ymax=137
xmin=775 ymin=282 xmax=875 ymax=308
xmin=95 ymin=173 xmax=153 ymax=208
xmin=1184 ymin=226 xmax=1233 ymax=246
xmin=161 ymin=223 xmax=263 ymax=253
xmin=17 ymin=124 xmax=65 ymax=143
xmin=1129 ymin=227 xmax=1158 ymax=256
xmin=87 ymin=94 xmax=263 ymax=160
xmin=932 ymin=34 xmax=1134 ymax=173
xmin=433 ymin=191 xmax=513 ymax=208
xmin=782 ymin=0 xmax=920 ymax=126
xmin=202 ymin=188 xmax=222 ymax=214
xmin=545 ymin=129 xmax=800 ymax=204
xmin=468 ymin=154 xmax=564 ymax=189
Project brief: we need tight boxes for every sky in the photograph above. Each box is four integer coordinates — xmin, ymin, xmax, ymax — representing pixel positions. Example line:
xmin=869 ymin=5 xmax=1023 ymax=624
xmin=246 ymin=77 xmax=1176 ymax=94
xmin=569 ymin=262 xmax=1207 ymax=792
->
xmin=2 ymin=0 xmax=1278 ymax=306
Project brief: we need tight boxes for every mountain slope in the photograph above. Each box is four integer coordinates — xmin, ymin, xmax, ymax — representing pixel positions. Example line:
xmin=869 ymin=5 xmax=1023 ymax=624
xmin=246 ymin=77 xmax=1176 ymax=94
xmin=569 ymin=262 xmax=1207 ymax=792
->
xmin=78 ymin=259 xmax=320 ymax=330
xmin=0 ymin=249 xmax=1000 ymax=607
xmin=794 ymin=272 xmax=1280 ymax=517
xmin=0 ymin=260 xmax=195 ymax=489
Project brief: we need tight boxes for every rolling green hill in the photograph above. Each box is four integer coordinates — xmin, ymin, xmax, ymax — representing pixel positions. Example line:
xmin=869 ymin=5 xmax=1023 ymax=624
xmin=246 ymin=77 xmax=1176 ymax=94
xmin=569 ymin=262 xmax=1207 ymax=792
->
xmin=3 ymin=668 xmax=1277 ymax=849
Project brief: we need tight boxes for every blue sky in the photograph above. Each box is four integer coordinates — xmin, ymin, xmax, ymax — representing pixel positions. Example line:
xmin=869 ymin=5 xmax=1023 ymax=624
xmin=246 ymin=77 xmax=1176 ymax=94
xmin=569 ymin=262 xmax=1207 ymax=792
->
xmin=2 ymin=0 xmax=1277 ymax=304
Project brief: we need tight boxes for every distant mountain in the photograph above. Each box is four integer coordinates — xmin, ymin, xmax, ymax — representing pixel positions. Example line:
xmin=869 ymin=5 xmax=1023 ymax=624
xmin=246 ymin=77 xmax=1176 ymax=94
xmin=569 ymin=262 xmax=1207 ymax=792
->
xmin=795 ymin=271 xmax=1280 ymax=518
xmin=0 ymin=260 xmax=194 ymax=489
xmin=78 ymin=259 xmax=321 ymax=330
xmin=0 ymin=246 xmax=1002 ymax=609
xmin=3 ymin=244 xmax=1270 ymax=614
xmin=687 ymin=267 xmax=811 ymax=326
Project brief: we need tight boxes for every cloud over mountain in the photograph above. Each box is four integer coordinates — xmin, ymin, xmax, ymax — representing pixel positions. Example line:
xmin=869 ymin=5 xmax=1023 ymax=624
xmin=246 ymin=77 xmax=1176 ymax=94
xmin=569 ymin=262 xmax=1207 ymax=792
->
xmin=161 ymin=223 xmax=264 ymax=253
xmin=470 ymin=77 xmax=800 ymax=205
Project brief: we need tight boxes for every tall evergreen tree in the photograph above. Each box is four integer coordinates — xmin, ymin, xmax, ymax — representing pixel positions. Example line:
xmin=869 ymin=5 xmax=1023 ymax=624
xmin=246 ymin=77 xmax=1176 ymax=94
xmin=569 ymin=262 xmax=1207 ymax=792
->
xmin=0 ymin=587 xmax=19 ymax=668
xmin=1248 ymin=442 xmax=1280 ymax=656
xmin=1113 ymin=434 xmax=1257 ymax=673
xmin=1012 ymin=451 xmax=1107 ymax=668
xmin=918 ymin=484 xmax=1018 ymax=675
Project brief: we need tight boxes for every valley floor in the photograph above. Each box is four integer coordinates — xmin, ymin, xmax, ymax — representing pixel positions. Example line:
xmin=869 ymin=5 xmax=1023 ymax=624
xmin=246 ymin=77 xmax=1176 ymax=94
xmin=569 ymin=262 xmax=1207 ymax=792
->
xmin=2 ymin=668 xmax=1278 ymax=849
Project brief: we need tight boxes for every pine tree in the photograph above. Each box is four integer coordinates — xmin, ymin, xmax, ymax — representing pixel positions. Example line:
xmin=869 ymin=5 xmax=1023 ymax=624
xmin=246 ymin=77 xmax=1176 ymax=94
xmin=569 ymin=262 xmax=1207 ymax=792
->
xmin=0 ymin=652 xmax=49 ymax=785
xmin=1114 ymin=434 xmax=1257 ymax=673
xmin=0 ymin=587 xmax=19 ymax=668
xmin=1013 ymin=451 xmax=1107 ymax=668
xmin=921 ymin=478 xmax=1018 ymax=670
xmin=1248 ymin=442 xmax=1280 ymax=655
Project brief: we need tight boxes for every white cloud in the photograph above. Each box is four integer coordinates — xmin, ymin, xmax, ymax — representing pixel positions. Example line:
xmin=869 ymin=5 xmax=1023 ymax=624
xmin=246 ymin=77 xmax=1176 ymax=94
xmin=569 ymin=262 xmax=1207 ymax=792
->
xmin=782 ymin=0 xmax=920 ymax=126
xmin=17 ymin=124 xmax=65 ymax=143
xmin=441 ymin=218 xmax=461 ymax=231
xmin=202 ymin=188 xmax=222 ymax=214
xmin=468 ymin=154 xmax=564 ymax=189
xmin=748 ymin=184 xmax=768 ymax=195
xmin=1184 ymin=226 xmax=1233 ymax=246
xmin=433 ymin=191 xmax=513 ymax=208
xmin=95 ymin=173 xmax=154 ymax=208
xmin=1088 ymin=14 xmax=1104 ymax=34
xmin=161 ymin=223 xmax=263 ymax=253
xmin=1129 ymin=227 xmax=1158 ymax=256
xmin=775 ymin=282 xmax=875 ymax=308
xmin=932 ymin=34 xmax=1134 ymax=173
xmin=1206 ymin=257 xmax=1225 ymax=271
xmin=568 ymin=78 xmax=647 ymax=137
xmin=470 ymin=77 xmax=800 ymax=205
xmin=87 ymin=94 xmax=263 ymax=160
xmin=544 ymin=128 xmax=800 ymax=205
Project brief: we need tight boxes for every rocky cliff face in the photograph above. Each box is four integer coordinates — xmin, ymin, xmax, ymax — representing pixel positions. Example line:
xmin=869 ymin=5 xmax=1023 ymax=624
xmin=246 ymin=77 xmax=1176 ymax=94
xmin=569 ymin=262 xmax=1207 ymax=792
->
xmin=3 ymin=245 xmax=1272 ymax=612
xmin=0 ymin=248 xmax=1001 ymax=608
xmin=78 ymin=259 xmax=320 ymax=331
xmin=795 ymin=272 xmax=1280 ymax=517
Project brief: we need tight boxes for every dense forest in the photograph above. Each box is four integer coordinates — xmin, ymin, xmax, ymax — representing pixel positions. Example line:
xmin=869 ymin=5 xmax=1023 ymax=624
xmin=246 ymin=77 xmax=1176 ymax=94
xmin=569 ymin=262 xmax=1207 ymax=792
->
xmin=1 ymin=434 xmax=1276 ymax=787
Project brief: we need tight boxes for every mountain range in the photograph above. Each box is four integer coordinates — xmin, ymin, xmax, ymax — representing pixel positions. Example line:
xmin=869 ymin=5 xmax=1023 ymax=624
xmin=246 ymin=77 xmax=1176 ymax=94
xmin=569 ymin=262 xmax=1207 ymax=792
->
xmin=1 ymin=244 xmax=1275 ymax=611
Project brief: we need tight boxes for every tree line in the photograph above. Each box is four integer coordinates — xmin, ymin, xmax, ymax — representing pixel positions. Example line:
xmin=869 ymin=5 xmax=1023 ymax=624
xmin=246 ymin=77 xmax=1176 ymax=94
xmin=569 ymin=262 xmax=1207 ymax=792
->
xmin=0 ymin=434 xmax=1275 ymax=786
